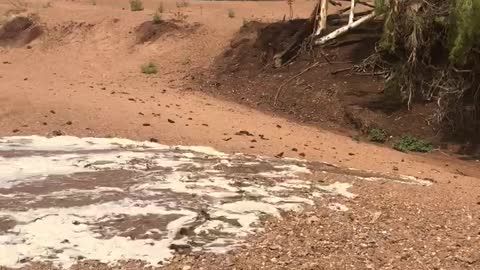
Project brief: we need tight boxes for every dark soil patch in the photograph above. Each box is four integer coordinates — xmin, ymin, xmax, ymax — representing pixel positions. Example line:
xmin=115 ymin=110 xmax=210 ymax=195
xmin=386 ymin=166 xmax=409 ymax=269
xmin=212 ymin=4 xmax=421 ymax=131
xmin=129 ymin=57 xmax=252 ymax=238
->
xmin=0 ymin=16 xmax=43 ymax=47
xmin=193 ymin=19 xmax=441 ymax=145
xmin=135 ymin=20 xmax=201 ymax=43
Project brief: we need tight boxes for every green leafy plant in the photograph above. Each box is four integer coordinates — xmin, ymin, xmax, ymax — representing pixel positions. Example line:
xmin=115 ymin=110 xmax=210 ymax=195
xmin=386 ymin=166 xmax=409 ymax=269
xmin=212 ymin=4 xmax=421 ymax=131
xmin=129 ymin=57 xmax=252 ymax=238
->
xmin=129 ymin=0 xmax=144 ymax=11
xmin=228 ymin=9 xmax=235 ymax=18
xmin=152 ymin=12 xmax=162 ymax=24
xmin=141 ymin=62 xmax=157 ymax=74
xmin=368 ymin=128 xmax=387 ymax=143
xmin=393 ymin=135 xmax=433 ymax=153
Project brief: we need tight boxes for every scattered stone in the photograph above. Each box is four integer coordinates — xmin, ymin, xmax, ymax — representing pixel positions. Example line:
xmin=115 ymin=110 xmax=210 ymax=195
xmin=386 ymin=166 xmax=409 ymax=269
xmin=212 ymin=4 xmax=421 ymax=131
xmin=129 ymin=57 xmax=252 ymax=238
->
xmin=52 ymin=130 xmax=64 ymax=136
xmin=235 ymin=130 xmax=254 ymax=136
xmin=276 ymin=124 xmax=282 ymax=128
xmin=275 ymin=152 xmax=284 ymax=158
xmin=142 ymin=123 xmax=151 ymax=127
xmin=348 ymin=153 xmax=355 ymax=156
xmin=50 ymin=110 xmax=56 ymax=114
xmin=292 ymin=148 xmax=298 ymax=152
xmin=223 ymin=137 xmax=232 ymax=141
xmin=149 ymin=138 xmax=158 ymax=143
xmin=65 ymin=121 xmax=72 ymax=125
xmin=259 ymin=134 xmax=269 ymax=140
xmin=168 ymin=119 xmax=175 ymax=123
xmin=202 ymin=123 xmax=209 ymax=127
xmin=12 ymin=129 xmax=19 ymax=133
xmin=299 ymin=152 xmax=306 ymax=158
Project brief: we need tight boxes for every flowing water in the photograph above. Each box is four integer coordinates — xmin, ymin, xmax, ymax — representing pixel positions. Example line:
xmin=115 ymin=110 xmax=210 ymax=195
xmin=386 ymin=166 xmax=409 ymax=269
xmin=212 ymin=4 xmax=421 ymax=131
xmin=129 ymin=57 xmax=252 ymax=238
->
xmin=0 ymin=136 xmax=430 ymax=269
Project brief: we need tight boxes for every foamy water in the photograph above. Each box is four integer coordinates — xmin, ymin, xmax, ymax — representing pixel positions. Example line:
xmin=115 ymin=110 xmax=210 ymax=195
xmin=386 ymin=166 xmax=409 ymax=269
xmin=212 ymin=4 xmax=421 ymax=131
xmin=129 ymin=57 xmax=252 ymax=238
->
xmin=0 ymin=136 xmax=429 ymax=269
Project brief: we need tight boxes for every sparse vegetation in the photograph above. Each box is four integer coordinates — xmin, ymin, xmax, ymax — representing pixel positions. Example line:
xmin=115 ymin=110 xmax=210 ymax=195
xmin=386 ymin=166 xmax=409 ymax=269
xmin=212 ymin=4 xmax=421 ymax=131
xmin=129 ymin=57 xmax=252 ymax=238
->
xmin=152 ymin=12 xmax=162 ymax=24
xmin=42 ymin=2 xmax=52 ymax=8
xmin=175 ymin=0 xmax=189 ymax=8
xmin=393 ymin=136 xmax=433 ymax=153
xmin=141 ymin=62 xmax=157 ymax=74
xmin=359 ymin=0 xmax=480 ymax=138
xmin=368 ymin=128 xmax=387 ymax=143
xmin=129 ymin=0 xmax=144 ymax=11
xmin=228 ymin=9 xmax=235 ymax=18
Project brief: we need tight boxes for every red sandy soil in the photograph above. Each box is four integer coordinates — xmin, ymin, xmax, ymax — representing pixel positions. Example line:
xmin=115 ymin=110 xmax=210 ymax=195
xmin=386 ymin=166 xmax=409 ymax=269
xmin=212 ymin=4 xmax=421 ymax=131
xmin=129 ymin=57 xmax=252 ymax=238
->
xmin=0 ymin=0 xmax=480 ymax=269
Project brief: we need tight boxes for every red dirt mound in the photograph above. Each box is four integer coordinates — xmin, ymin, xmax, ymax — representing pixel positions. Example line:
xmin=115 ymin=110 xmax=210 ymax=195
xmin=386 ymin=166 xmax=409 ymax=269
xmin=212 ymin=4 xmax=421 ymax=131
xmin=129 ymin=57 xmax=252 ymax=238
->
xmin=194 ymin=19 xmax=440 ymax=145
xmin=135 ymin=20 xmax=201 ymax=43
xmin=0 ymin=16 xmax=43 ymax=47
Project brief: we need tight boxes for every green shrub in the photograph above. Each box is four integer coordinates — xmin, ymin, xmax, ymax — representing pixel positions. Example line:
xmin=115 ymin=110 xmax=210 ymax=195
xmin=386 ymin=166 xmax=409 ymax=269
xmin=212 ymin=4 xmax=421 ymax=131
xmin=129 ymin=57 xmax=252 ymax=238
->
xmin=153 ymin=12 xmax=162 ymax=24
xmin=129 ymin=0 xmax=144 ymax=11
xmin=228 ymin=9 xmax=235 ymax=18
xmin=393 ymin=135 xmax=433 ymax=153
xmin=141 ymin=62 xmax=157 ymax=74
xmin=368 ymin=128 xmax=387 ymax=143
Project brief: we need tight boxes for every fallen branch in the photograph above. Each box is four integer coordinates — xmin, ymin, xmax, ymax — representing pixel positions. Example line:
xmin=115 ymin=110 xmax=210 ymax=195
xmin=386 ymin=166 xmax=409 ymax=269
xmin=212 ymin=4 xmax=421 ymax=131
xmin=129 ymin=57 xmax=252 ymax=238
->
xmin=331 ymin=67 xmax=352 ymax=75
xmin=274 ymin=62 xmax=324 ymax=106
xmin=315 ymin=11 xmax=376 ymax=45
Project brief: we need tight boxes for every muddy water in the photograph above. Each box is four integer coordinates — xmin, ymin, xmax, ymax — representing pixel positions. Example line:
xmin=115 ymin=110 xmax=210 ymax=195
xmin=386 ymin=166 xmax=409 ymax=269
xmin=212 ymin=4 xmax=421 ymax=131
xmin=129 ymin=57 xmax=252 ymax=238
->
xmin=0 ymin=136 xmax=429 ymax=269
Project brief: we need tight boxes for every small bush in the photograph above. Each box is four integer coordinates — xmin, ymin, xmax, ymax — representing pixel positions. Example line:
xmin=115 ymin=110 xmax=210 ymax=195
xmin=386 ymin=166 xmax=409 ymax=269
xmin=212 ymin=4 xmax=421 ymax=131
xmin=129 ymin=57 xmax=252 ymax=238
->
xmin=129 ymin=0 xmax=144 ymax=11
xmin=393 ymin=136 xmax=433 ymax=153
xmin=228 ymin=9 xmax=235 ymax=18
xmin=141 ymin=62 xmax=157 ymax=74
xmin=152 ymin=12 xmax=162 ymax=24
xmin=368 ymin=128 xmax=387 ymax=143
xmin=176 ymin=0 xmax=189 ymax=8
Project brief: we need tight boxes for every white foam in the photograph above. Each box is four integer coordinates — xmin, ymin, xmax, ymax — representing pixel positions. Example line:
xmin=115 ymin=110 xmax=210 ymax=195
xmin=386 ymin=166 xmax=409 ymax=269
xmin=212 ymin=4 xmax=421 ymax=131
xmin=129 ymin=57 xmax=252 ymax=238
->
xmin=0 ymin=199 xmax=197 ymax=268
xmin=0 ymin=136 xmax=358 ymax=269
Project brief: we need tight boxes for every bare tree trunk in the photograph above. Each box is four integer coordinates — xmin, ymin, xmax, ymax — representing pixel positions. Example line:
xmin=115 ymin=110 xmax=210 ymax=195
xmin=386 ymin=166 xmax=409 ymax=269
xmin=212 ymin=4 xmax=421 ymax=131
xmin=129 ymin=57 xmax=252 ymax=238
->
xmin=348 ymin=0 xmax=355 ymax=24
xmin=315 ymin=0 xmax=328 ymax=35
xmin=315 ymin=12 xmax=376 ymax=45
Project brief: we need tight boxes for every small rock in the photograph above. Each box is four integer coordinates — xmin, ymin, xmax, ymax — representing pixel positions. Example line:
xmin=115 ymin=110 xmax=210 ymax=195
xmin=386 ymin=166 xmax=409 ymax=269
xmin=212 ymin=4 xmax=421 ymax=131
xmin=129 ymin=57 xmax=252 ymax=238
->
xmin=275 ymin=152 xmax=284 ymax=158
xmin=235 ymin=130 xmax=254 ymax=136
xmin=168 ymin=119 xmax=175 ymax=123
xmin=348 ymin=153 xmax=355 ymax=156
xmin=149 ymin=138 xmax=158 ymax=143
xmin=12 ymin=129 xmax=19 ymax=133
xmin=202 ymin=123 xmax=209 ymax=127
xmin=142 ymin=123 xmax=151 ymax=127
xmin=50 ymin=110 xmax=56 ymax=114
xmin=276 ymin=124 xmax=282 ymax=128
xmin=259 ymin=134 xmax=269 ymax=140
xmin=65 ymin=121 xmax=72 ymax=125
xmin=223 ymin=137 xmax=232 ymax=141
xmin=291 ymin=148 xmax=298 ymax=152
xmin=52 ymin=130 xmax=63 ymax=136
xmin=299 ymin=152 xmax=306 ymax=158
xmin=393 ymin=166 xmax=399 ymax=171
